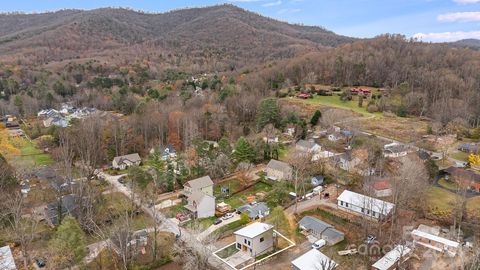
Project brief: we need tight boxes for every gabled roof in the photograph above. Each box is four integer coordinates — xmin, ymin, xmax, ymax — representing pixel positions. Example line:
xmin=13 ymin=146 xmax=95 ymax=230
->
xmin=291 ymin=249 xmax=337 ymax=270
xmin=266 ymin=159 xmax=292 ymax=173
xmin=234 ymin=222 xmax=273 ymax=239
xmin=296 ymin=139 xmax=318 ymax=150
xmin=113 ymin=153 xmax=141 ymax=164
xmin=185 ymin=176 xmax=213 ymax=189
xmin=337 ymin=190 xmax=395 ymax=216
xmin=0 ymin=246 xmax=17 ymax=270
xmin=384 ymin=143 xmax=408 ymax=154
xmin=373 ymin=180 xmax=391 ymax=191
xmin=236 ymin=202 xmax=270 ymax=219
xmin=411 ymin=229 xmax=459 ymax=248
xmin=299 ymin=216 xmax=332 ymax=233
xmin=372 ymin=245 xmax=411 ymax=270
xmin=444 ymin=167 xmax=480 ymax=182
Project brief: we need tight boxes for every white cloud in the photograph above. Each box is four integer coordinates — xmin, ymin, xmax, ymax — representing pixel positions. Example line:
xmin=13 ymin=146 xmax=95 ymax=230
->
xmin=454 ymin=0 xmax=480 ymax=4
xmin=277 ymin=8 xmax=301 ymax=14
xmin=413 ymin=30 xmax=480 ymax=42
xmin=262 ymin=0 xmax=282 ymax=7
xmin=438 ymin=11 xmax=480 ymax=22
xmin=229 ymin=0 xmax=265 ymax=2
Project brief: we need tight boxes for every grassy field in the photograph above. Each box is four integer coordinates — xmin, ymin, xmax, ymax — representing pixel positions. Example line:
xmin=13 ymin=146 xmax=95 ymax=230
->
xmin=438 ymin=178 xmax=459 ymax=191
xmin=290 ymin=95 xmax=382 ymax=117
xmin=450 ymin=151 xmax=469 ymax=162
xmin=215 ymin=179 xmax=273 ymax=209
xmin=426 ymin=187 xmax=480 ymax=218
xmin=467 ymin=197 xmax=480 ymax=217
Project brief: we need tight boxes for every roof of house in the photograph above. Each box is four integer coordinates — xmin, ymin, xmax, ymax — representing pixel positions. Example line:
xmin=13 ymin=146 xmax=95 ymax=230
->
xmin=234 ymin=222 xmax=273 ymax=239
xmin=443 ymin=167 xmax=480 ymax=182
xmin=373 ymin=180 xmax=391 ymax=191
xmin=411 ymin=229 xmax=459 ymax=248
xmin=458 ymin=143 xmax=480 ymax=152
xmin=266 ymin=159 xmax=292 ymax=173
xmin=185 ymin=176 xmax=213 ymax=189
xmin=372 ymin=245 xmax=411 ymax=270
xmin=296 ymin=140 xmax=317 ymax=150
xmin=311 ymin=175 xmax=324 ymax=183
xmin=236 ymin=202 xmax=270 ymax=219
xmin=417 ymin=224 xmax=440 ymax=236
xmin=384 ymin=143 xmax=408 ymax=154
xmin=113 ymin=153 xmax=141 ymax=165
xmin=291 ymin=249 xmax=337 ymax=270
xmin=337 ymin=190 xmax=395 ymax=216
xmin=0 ymin=246 xmax=17 ymax=270
xmin=322 ymin=227 xmax=345 ymax=240
xmin=299 ymin=216 xmax=332 ymax=233
xmin=45 ymin=194 xmax=79 ymax=225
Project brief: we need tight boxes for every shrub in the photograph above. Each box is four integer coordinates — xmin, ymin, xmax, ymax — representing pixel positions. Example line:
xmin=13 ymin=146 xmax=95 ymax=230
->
xmin=367 ymin=104 xmax=378 ymax=113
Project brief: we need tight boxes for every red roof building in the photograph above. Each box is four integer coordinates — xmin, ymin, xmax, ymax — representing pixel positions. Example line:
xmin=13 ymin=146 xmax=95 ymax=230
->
xmin=373 ymin=180 xmax=392 ymax=198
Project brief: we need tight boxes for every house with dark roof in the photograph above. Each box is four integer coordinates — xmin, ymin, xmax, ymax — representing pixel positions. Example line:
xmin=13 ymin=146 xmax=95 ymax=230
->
xmin=298 ymin=216 xmax=344 ymax=245
xmin=266 ymin=159 xmax=293 ymax=181
xmin=112 ymin=153 xmax=141 ymax=170
xmin=458 ymin=143 xmax=480 ymax=154
xmin=44 ymin=194 xmax=79 ymax=226
xmin=311 ymin=176 xmax=324 ymax=187
xmin=236 ymin=202 xmax=270 ymax=220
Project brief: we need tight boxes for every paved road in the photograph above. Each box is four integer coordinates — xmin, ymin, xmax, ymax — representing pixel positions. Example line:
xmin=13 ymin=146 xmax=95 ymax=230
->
xmin=285 ymin=195 xmax=337 ymax=215
xmin=98 ymin=172 xmax=230 ymax=269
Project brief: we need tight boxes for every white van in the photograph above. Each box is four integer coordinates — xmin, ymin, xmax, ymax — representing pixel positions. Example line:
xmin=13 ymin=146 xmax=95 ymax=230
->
xmin=312 ymin=239 xmax=326 ymax=249
xmin=313 ymin=186 xmax=323 ymax=193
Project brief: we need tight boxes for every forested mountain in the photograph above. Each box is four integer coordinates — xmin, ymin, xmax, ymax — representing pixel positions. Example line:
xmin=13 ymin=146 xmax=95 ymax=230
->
xmin=451 ymin=39 xmax=480 ymax=50
xmin=0 ymin=5 xmax=353 ymax=69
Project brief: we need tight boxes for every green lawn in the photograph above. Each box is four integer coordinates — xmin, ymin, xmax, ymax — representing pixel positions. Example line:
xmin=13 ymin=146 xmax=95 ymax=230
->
xmin=450 ymin=151 xmax=470 ymax=162
xmin=297 ymin=95 xmax=383 ymax=117
xmin=438 ymin=178 xmax=459 ymax=191
xmin=467 ymin=197 xmax=480 ymax=217
xmin=214 ymin=178 xmax=242 ymax=197
xmin=21 ymin=142 xmax=53 ymax=166
xmin=426 ymin=187 xmax=458 ymax=217
xmin=183 ymin=216 xmax=216 ymax=230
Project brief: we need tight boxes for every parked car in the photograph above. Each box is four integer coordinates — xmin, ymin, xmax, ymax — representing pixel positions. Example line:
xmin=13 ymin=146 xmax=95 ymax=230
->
xmin=364 ymin=234 xmax=377 ymax=244
xmin=312 ymin=239 xmax=326 ymax=249
xmin=222 ymin=213 xmax=234 ymax=220
xmin=214 ymin=219 xmax=223 ymax=225
xmin=118 ymin=176 xmax=127 ymax=184
xmin=35 ymin=257 xmax=46 ymax=268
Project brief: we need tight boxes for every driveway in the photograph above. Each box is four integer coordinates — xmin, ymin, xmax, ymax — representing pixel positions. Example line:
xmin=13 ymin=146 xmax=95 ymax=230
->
xmin=197 ymin=213 xmax=240 ymax=241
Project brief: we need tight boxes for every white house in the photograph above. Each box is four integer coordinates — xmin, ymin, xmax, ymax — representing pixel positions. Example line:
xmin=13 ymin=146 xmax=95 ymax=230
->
xmin=371 ymin=245 xmax=411 ymax=270
xmin=0 ymin=245 xmax=17 ymax=270
xmin=337 ymin=190 xmax=395 ymax=220
xmin=182 ymin=176 xmax=214 ymax=197
xmin=266 ymin=159 xmax=293 ymax=181
xmin=184 ymin=191 xmax=215 ymax=218
xmin=291 ymin=249 xmax=337 ymax=270
xmin=411 ymin=227 xmax=460 ymax=257
xmin=234 ymin=222 xmax=274 ymax=257
xmin=383 ymin=143 xmax=408 ymax=158
xmin=112 ymin=153 xmax=141 ymax=170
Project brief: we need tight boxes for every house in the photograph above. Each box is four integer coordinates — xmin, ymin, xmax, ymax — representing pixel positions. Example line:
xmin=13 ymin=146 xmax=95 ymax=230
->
xmin=337 ymin=190 xmax=395 ymax=221
xmin=0 ymin=245 xmax=17 ymax=270
xmin=311 ymin=176 xmax=324 ymax=187
xmin=112 ymin=153 xmax=141 ymax=170
xmin=234 ymin=222 xmax=274 ymax=257
xmin=161 ymin=144 xmax=177 ymax=160
xmin=266 ymin=159 xmax=293 ymax=181
xmin=236 ymin=202 xmax=270 ymax=220
xmin=263 ymin=135 xmax=279 ymax=144
xmin=383 ymin=143 xmax=408 ymax=158
xmin=297 ymin=93 xmax=312 ymax=99
xmin=285 ymin=124 xmax=296 ymax=137
xmin=443 ymin=166 xmax=480 ymax=192
xmin=298 ymin=216 xmax=344 ymax=245
xmin=373 ymin=180 xmax=392 ymax=197
xmin=182 ymin=176 xmax=214 ymax=197
xmin=296 ymin=140 xmax=321 ymax=153
xmin=334 ymin=153 xmax=360 ymax=172
xmin=411 ymin=226 xmax=460 ymax=257
xmin=458 ymin=143 xmax=480 ymax=154
xmin=371 ymin=245 xmax=411 ymax=270
xmin=184 ymin=191 xmax=215 ymax=218
xmin=43 ymin=116 xmax=69 ymax=128
xmin=45 ymin=194 xmax=79 ymax=226
xmin=291 ymin=249 xmax=337 ymax=270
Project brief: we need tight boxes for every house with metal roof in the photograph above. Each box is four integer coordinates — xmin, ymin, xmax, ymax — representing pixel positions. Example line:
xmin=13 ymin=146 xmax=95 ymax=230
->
xmin=298 ymin=216 xmax=344 ymax=245
xmin=337 ymin=190 xmax=395 ymax=220
xmin=411 ymin=225 xmax=460 ymax=257
xmin=291 ymin=249 xmax=337 ymax=270
xmin=371 ymin=245 xmax=411 ymax=270
xmin=0 ymin=246 xmax=17 ymax=270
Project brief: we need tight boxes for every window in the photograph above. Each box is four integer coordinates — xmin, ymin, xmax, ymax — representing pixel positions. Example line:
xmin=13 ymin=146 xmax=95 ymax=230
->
xmin=340 ymin=201 xmax=343 ymax=206
xmin=260 ymin=237 xmax=264 ymax=243
xmin=237 ymin=243 xmax=241 ymax=249
xmin=345 ymin=203 xmax=349 ymax=207
xmin=244 ymin=239 xmax=247 ymax=244
xmin=248 ymin=240 xmax=251 ymax=246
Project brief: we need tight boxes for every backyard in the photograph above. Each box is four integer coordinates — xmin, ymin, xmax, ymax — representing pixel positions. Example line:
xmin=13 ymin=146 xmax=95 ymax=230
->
xmin=426 ymin=187 xmax=480 ymax=219
xmin=0 ymin=129 xmax=53 ymax=167
xmin=215 ymin=179 xmax=274 ymax=209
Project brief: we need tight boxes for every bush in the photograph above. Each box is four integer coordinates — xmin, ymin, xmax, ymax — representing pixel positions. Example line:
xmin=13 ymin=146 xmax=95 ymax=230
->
xmin=367 ymin=104 xmax=378 ymax=113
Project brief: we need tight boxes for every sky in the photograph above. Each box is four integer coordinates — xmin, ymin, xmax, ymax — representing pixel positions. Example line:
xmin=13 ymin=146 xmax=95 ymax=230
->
xmin=1 ymin=0 xmax=480 ymax=42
